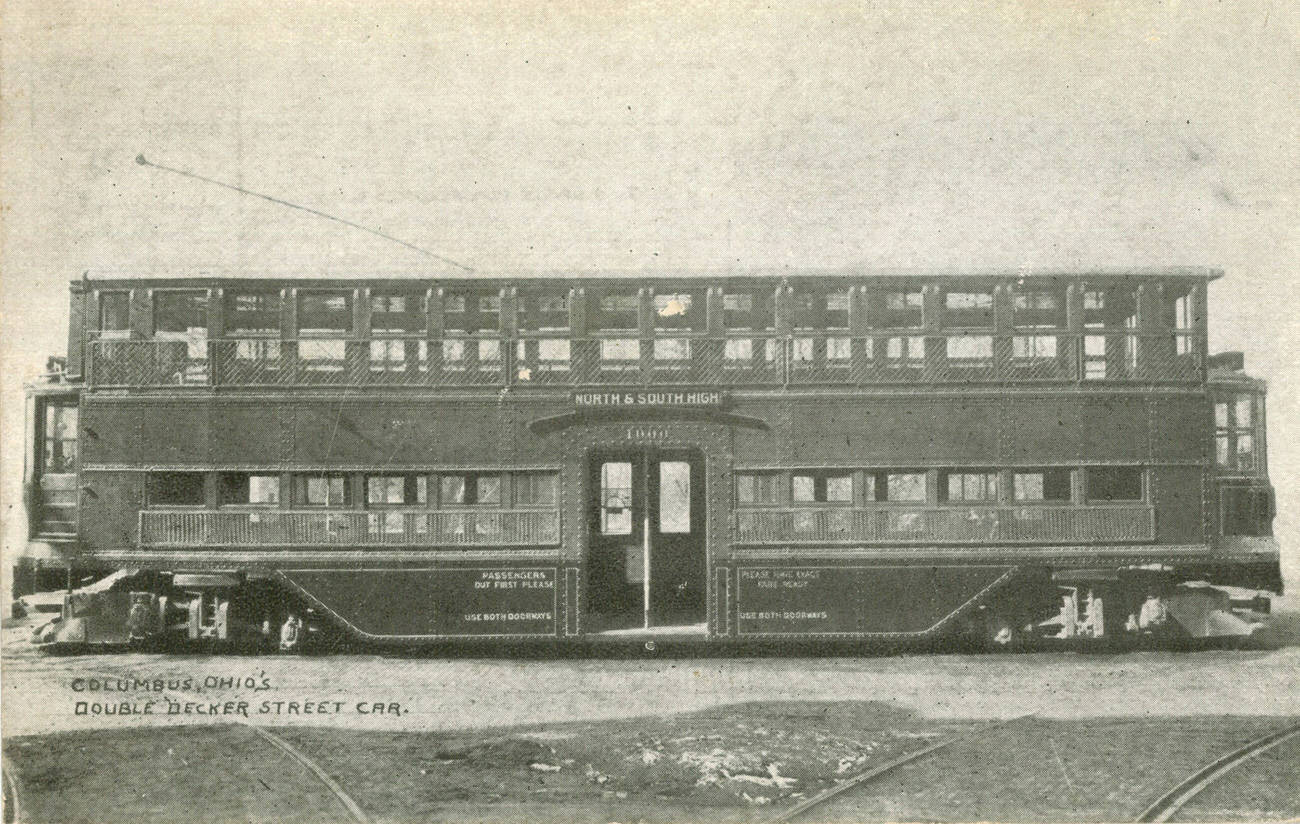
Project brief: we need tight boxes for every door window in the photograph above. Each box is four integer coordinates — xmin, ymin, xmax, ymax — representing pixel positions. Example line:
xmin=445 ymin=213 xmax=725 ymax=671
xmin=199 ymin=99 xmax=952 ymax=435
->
xmin=600 ymin=461 xmax=633 ymax=535
xmin=658 ymin=461 xmax=691 ymax=533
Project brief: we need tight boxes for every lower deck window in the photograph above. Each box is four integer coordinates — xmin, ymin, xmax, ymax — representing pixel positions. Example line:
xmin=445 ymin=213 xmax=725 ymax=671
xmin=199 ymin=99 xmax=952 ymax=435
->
xmin=736 ymin=473 xmax=780 ymax=505
xmin=792 ymin=472 xmax=852 ymax=503
xmin=147 ymin=472 xmax=205 ymax=506
xmin=941 ymin=471 xmax=998 ymax=503
xmin=514 ymin=472 xmax=558 ymax=507
xmin=219 ymin=473 xmax=280 ymax=506
xmin=1012 ymin=469 xmax=1072 ymax=502
xmin=294 ymin=475 xmax=351 ymax=507
xmin=439 ymin=473 xmax=501 ymax=506
xmin=878 ymin=472 xmax=926 ymax=502
xmin=367 ymin=475 xmax=427 ymax=505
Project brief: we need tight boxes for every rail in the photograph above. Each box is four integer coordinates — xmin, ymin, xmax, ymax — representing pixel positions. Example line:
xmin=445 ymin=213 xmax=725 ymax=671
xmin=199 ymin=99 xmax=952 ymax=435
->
xmin=86 ymin=332 xmax=1203 ymax=388
xmin=139 ymin=508 xmax=560 ymax=547
xmin=733 ymin=504 xmax=1155 ymax=544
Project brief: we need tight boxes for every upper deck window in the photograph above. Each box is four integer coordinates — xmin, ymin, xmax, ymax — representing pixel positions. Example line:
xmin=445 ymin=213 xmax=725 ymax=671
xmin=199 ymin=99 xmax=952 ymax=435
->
xmin=723 ymin=291 xmax=776 ymax=330
xmin=1082 ymin=284 xmax=1137 ymax=329
xmin=793 ymin=289 xmax=850 ymax=330
xmin=225 ymin=291 xmax=281 ymax=334
xmin=154 ymin=291 xmax=207 ymax=335
xmin=299 ymin=292 xmax=353 ymax=335
xmin=516 ymin=291 xmax=570 ymax=332
xmin=442 ymin=291 xmax=500 ymax=334
xmin=1012 ymin=290 xmax=1064 ymax=327
xmin=98 ymin=291 xmax=130 ymax=337
xmin=876 ymin=291 xmax=923 ymax=328
xmin=370 ymin=291 xmax=426 ymax=334
xmin=654 ymin=291 xmax=704 ymax=332
xmin=944 ymin=291 xmax=994 ymax=328
xmin=1172 ymin=290 xmax=1197 ymax=355
xmin=594 ymin=292 xmax=639 ymax=331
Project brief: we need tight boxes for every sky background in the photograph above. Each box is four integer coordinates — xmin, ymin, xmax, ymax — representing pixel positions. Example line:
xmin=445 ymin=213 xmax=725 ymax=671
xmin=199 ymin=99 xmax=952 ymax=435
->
xmin=2 ymin=0 xmax=1297 ymax=588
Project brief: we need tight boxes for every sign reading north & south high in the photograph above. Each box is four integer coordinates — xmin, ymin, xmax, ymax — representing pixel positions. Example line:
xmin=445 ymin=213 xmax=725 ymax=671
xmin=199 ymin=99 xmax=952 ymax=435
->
xmin=573 ymin=390 xmax=725 ymax=408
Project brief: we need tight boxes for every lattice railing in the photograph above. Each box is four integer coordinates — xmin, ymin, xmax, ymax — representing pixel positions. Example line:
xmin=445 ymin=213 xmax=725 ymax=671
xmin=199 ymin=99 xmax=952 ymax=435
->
xmin=88 ymin=333 xmax=1203 ymax=388
xmin=733 ymin=504 xmax=1155 ymax=544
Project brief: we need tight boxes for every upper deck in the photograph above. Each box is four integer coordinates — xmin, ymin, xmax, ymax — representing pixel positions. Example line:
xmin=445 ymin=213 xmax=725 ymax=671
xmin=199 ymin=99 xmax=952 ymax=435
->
xmin=68 ymin=267 xmax=1216 ymax=391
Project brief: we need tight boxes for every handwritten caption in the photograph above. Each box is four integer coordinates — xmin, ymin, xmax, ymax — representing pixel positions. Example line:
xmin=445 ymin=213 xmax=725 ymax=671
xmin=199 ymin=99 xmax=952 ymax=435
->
xmin=69 ymin=673 xmax=405 ymax=718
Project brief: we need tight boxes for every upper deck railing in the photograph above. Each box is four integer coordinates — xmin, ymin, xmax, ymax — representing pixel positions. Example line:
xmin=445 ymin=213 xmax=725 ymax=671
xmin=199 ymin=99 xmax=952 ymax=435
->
xmin=86 ymin=331 xmax=1203 ymax=389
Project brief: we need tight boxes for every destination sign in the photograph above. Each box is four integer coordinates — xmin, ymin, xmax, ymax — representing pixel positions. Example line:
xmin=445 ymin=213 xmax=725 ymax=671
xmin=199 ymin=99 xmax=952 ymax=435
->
xmin=573 ymin=390 xmax=726 ymax=408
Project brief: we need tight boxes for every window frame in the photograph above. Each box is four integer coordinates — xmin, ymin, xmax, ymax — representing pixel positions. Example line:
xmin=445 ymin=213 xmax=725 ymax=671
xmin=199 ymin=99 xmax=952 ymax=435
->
xmin=790 ymin=471 xmax=854 ymax=505
xmin=145 ymin=471 xmax=207 ymax=508
xmin=98 ymin=290 xmax=131 ymax=335
xmin=436 ymin=472 xmax=505 ymax=507
xmin=735 ymin=472 xmax=782 ymax=507
xmin=1011 ymin=469 xmax=1073 ymax=504
xmin=1085 ymin=466 xmax=1145 ymax=504
xmin=292 ymin=474 xmax=352 ymax=508
xmin=224 ymin=290 xmax=282 ymax=335
xmin=940 ymin=470 xmax=1000 ymax=505
xmin=217 ymin=472 xmax=282 ymax=507
xmin=298 ymin=290 xmax=354 ymax=335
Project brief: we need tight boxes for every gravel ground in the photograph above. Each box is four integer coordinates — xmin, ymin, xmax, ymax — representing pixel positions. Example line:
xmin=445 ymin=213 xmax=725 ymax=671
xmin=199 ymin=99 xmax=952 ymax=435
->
xmin=6 ymin=711 xmax=1298 ymax=823
xmin=4 ymin=603 xmax=1298 ymax=822
xmin=5 ymin=633 xmax=1299 ymax=739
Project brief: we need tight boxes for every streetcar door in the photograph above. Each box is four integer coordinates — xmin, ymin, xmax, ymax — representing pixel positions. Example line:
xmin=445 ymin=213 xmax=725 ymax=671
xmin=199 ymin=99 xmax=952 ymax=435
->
xmin=647 ymin=450 xmax=706 ymax=627
xmin=586 ymin=448 xmax=706 ymax=632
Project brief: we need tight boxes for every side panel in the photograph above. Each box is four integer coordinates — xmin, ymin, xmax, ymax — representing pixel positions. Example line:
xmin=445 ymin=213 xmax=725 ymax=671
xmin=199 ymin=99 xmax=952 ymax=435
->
xmin=79 ymin=470 xmax=143 ymax=547
xmin=139 ymin=403 xmax=210 ymax=465
xmin=734 ymin=564 xmax=1013 ymax=636
xmin=280 ymin=567 xmax=560 ymax=638
xmin=1153 ymin=466 xmax=1207 ymax=544
xmin=211 ymin=403 xmax=284 ymax=465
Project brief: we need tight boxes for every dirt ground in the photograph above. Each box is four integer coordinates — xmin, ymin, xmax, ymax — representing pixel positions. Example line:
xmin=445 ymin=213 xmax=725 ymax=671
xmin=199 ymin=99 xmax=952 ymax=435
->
xmin=4 ymin=602 xmax=1299 ymax=822
xmin=5 ymin=707 xmax=1298 ymax=823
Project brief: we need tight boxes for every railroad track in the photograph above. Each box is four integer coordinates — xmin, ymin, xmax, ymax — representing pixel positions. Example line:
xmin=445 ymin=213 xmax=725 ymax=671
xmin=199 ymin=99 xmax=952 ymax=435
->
xmin=764 ymin=715 xmax=1300 ymax=824
xmin=763 ymin=713 xmax=1035 ymax=823
xmin=1134 ymin=721 xmax=1300 ymax=823
xmin=2 ymin=761 xmax=24 ymax=824
xmin=1 ymin=659 xmax=370 ymax=824
xmin=240 ymin=723 xmax=370 ymax=824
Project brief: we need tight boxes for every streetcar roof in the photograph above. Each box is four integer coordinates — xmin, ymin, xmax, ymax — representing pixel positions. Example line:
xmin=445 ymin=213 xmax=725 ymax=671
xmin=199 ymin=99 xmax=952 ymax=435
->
xmin=73 ymin=265 xmax=1223 ymax=288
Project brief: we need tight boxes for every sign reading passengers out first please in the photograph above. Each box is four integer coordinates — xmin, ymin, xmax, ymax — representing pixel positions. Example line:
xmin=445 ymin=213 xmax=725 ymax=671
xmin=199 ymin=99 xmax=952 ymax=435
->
xmin=573 ymin=390 xmax=726 ymax=408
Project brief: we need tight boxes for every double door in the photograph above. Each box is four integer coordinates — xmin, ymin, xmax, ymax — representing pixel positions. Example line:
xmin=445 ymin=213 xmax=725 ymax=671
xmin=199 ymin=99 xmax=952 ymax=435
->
xmin=587 ymin=448 xmax=706 ymax=632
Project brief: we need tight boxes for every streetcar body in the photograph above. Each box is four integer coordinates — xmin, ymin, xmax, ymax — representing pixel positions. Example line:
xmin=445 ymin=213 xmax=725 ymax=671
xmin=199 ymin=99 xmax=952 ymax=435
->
xmin=19 ymin=268 xmax=1280 ymax=649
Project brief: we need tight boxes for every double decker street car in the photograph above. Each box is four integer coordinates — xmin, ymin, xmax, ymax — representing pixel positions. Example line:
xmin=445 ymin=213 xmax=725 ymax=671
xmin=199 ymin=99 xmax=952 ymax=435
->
xmin=19 ymin=267 xmax=1281 ymax=650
